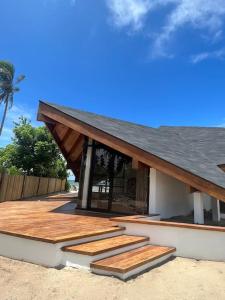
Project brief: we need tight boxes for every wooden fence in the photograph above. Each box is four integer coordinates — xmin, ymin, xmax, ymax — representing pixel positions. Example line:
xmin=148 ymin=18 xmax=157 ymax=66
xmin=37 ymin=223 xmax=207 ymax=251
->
xmin=0 ymin=173 xmax=66 ymax=202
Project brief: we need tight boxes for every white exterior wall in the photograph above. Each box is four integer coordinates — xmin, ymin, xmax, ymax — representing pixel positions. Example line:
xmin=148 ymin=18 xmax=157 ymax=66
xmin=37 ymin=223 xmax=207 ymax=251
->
xmin=0 ymin=230 xmax=125 ymax=267
xmin=118 ymin=222 xmax=225 ymax=261
xmin=149 ymin=168 xmax=193 ymax=218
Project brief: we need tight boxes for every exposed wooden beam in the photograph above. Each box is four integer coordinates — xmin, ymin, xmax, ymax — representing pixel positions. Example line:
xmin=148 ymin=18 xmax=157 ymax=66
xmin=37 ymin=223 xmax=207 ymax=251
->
xmin=67 ymin=135 xmax=80 ymax=158
xmin=132 ymin=159 xmax=139 ymax=170
xmin=45 ymin=123 xmax=72 ymax=170
xmin=60 ymin=128 xmax=73 ymax=147
xmin=187 ymin=185 xmax=199 ymax=194
xmin=53 ymin=123 xmax=68 ymax=139
xmin=67 ymin=157 xmax=81 ymax=170
xmin=37 ymin=113 xmax=56 ymax=124
xmin=70 ymin=144 xmax=84 ymax=162
xmin=68 ymin=135 xmax=84 ymax=160
xmin=38 ymin=102 xmax=225 ymax=201
xmin=45 ymin=123 xmax=82 ymax=178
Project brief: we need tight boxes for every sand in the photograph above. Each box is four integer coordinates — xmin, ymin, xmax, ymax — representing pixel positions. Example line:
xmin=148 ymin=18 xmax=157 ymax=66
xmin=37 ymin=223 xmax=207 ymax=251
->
xmin=1 ymin=256 xmax=225 ymax=300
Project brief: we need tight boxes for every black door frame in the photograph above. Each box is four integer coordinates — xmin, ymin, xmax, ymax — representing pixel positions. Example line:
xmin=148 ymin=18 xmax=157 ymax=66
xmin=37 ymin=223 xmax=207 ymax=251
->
xmin=87 ymin=141 xmax=112 ymax=212
xmin=87 ymin=141 xmax=149 ymax=214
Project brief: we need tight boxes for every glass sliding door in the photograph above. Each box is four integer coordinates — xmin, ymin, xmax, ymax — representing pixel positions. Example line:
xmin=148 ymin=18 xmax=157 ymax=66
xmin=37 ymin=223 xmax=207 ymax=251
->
xmin=88 ymin=145 xmax=111 ymax=210
xmin=88 ymin=141 xmax=149 ymax=214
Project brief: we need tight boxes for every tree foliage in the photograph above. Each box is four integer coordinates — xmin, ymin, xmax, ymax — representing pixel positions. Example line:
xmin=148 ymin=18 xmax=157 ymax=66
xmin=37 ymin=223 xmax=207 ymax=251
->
xmin=0 ymin=117 xmax=68 ymax=179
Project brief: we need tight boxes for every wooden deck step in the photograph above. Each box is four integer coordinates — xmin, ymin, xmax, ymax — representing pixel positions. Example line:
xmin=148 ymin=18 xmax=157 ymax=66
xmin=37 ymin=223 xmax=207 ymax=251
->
xmin=62 ymin=235 xmax=149 ymax=256
xmin=91 ymin=245 xmax=176 ymax=280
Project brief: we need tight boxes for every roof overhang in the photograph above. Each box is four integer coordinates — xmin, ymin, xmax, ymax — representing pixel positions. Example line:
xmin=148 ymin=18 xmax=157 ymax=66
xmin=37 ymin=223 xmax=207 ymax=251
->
xmin=37 ymin=101 xmax=225 ymax=202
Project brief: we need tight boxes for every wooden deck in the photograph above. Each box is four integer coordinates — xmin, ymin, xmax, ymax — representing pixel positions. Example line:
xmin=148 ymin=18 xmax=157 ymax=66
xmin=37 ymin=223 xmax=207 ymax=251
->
xmin=0 ymin=200 xmax=177 ymax=279
xmin=0 ymin=200 xmax=121 ymax=243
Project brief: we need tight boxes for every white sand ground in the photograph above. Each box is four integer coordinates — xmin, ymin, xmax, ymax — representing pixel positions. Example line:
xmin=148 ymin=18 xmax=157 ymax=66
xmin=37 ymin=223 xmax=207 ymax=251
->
xmin=1 ymin=256 xmax=225 ymax=300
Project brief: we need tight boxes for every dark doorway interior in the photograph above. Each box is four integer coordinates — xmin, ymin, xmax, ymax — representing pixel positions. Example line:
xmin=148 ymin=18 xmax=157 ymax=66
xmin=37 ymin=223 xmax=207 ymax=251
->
xmin=87 ymin=141 xmax=149 ymax=214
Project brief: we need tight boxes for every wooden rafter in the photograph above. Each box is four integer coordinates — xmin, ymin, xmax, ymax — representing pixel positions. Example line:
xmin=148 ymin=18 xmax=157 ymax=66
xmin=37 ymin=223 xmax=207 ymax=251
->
xmin=60 ymin=128 xmax=73 ymax=147
xmin=68 ymin=135 xmax=84 ymax=161
xmin=67 ymin=134 xmax=81 ymax=158
xmin=38 ymin=113 xmax=56 ymax=124
xmin=45 ymin=122 xmax=83 ymax=178
xmin=53 ymin=123 xmax=68 ymax=139
xmin=187 ymin=185 xmax=199 ymax=194
xmin=45 ymin=123 xmax=67 ymax=159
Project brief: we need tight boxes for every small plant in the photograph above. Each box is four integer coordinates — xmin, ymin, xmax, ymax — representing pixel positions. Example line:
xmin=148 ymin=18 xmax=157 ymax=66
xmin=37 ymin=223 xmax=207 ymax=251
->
xmin=65 ymin=180 xmax=71 ymax=192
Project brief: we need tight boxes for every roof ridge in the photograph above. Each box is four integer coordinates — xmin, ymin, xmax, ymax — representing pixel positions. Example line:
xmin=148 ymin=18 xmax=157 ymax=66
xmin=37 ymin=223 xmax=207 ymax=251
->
xmin=41 ymin=100 xmax=156 ymax=131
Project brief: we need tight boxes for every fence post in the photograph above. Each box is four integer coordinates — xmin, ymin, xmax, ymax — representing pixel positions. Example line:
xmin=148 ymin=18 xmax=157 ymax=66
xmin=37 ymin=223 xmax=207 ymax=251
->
xmin=20 ymin=175 xmax=26 ymax=199
xmin=46 ymin=178 xmax=50 ymax=194
xmin=0 ymin=172 xmax=8 ymax=202
xmin=36 ymin=177 xmax=41 ymax=196
xmin=54 ymin=178 xmax=57 ymax=193
xmin=0 ymin=172 xmax=5 ymax=202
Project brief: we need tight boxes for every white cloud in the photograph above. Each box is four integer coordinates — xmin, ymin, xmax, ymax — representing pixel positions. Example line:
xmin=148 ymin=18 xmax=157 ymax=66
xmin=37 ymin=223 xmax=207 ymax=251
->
xmin=152 ymin=0 xmax=225 ymax=58
xmin=106 ymin=0 xmax=225 ymax=59
xmin=191 ymin=48 xmax=225 ymax=63
xmin=217 ymin=123 xmax=225 ymax=127
xmin=5 ymin=105 xmax=32 ymax=122
xmin=214 ymin=119 xmax=225 ymax=127
xmin=107 ymin=0 xmax=151 ymax=30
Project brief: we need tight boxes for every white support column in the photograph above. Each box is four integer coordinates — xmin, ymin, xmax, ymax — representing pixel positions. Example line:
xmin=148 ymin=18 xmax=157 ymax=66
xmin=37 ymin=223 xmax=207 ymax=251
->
xmin=193 ymin=192 xmax=204 ymax=224
xmin=81 ymin=138 xmax=93 ymax=209
xmin=148 ymin=168 xmax=157 ymax=215
xmin=211 ymin=197 xmax=221 ymax=222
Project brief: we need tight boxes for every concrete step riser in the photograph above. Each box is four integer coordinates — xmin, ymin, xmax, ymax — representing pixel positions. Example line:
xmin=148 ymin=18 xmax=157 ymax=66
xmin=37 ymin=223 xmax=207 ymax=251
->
xmin=91 ymin=252 xmax=174 ymax=280
xmin=62 ymin=240 xmax=149 ymax=269
xmin=58 ymin=229 xmax=125 ymax=249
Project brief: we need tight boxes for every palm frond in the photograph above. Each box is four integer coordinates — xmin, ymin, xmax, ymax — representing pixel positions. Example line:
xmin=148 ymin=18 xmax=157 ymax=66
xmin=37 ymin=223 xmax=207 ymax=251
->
xmin=13 ymin=87 xmax=20 ymax=92
xmin=0 ymin=73 xmax=11 ymax=85
xmin=0 ymin=81 xmax=10 ymax=89
xmin=0 ymin=91 xmax=6 ymax=99
xmin=0 ymin=61 xmax=15 ymax=80
xmin=15 ymin=74 xmax=25 ymax=84
xmin=0 ymin=61 xmax=24 ymax=136
xmin=0 ymin=93 xmax=6 ymax=104
xmin=8 ymin=93 xmax=14 ymax=108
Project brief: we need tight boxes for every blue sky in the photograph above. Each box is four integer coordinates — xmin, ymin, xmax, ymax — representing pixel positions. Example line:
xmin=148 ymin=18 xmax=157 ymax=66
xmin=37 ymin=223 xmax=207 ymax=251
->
xmin=1 ymin=0 xmax=225 ymax=148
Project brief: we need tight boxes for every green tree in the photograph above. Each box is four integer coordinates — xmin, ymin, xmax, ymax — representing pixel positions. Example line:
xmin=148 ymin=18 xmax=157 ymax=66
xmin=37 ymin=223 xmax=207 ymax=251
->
xmin=0 ymin=61 xmax=25 ymax=135
xmin=0 ymin=117 xmax=68 ymax=179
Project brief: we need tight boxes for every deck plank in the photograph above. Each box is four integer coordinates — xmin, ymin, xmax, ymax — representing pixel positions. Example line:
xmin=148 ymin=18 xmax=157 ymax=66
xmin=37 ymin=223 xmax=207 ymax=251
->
xmin=91 ymin=245 xmax=176 ymax=273
xmin=63 ymin=235 xmax=149 ymax=255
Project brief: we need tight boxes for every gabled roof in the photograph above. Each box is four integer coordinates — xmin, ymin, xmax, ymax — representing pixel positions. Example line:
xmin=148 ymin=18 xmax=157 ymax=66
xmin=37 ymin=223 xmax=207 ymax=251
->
xmin=38 ymin=101 xmax=225 ymax=199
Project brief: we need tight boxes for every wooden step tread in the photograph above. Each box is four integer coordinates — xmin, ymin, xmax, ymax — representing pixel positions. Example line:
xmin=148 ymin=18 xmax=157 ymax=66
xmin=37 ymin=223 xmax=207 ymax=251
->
xmin=62 ymin=235 xmax=149 ymax=255
xmin=90 ymin=245 xmax=176 ymax=273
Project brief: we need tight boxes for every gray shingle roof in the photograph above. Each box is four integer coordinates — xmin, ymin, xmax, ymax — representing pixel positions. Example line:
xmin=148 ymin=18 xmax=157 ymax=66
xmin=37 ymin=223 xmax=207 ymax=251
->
xmin=42 ymin=101 xmax=225 ymax=190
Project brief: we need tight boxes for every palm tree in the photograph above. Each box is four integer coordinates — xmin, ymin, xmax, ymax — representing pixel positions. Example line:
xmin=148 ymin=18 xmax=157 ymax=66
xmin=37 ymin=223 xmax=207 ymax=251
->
xmin=0 ymin=61 xmax=25 ymax=135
